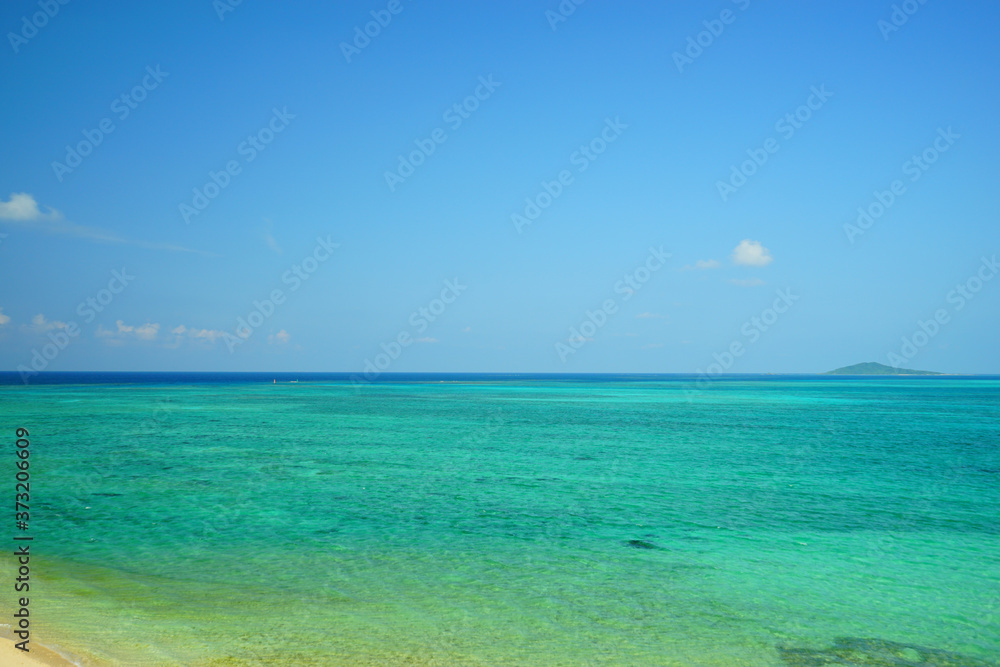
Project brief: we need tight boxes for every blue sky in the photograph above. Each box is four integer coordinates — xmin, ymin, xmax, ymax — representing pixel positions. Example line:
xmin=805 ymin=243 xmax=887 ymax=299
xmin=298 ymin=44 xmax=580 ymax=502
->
xmin=1 ymin=0 xmax=998 ymax=375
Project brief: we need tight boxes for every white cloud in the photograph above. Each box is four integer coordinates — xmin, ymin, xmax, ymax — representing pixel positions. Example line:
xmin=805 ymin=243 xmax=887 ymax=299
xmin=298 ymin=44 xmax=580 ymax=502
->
xmin=729 ymin=278 xmax=765 ymax=287
xmin=731 ymin=239 xmax=773 ymax=267
xmin=461 ymin=326 xmax=472 ymax=333
xmin=0 ymin=193 xmax=212 ymax=255
xmin=23 ymin=314 xmax=68 ymax=334
xmin=95 ymin=326 xmax=124 ymax=346
xmin=165 ymin=324 xmax=229 ymax=348
xmin=189 ymin=328 xmax=225 ymax=341
xmin=635 ymin=312 xmax=665 ymax=319
xmin=0 ymin=308 xmax=10 ymax=326
xmin=641 ymin=343 xmax=664 ymax=349
xmin=191 ymin=328 xmax=226 ymax=342
xmin=415 ymin=337 xmax=439 ymax=343
xmin=268 ymin=329 xmax=290 ymax=345
xmin=133 ymin=322 xmax=160 ymax=340
xmin=681 ymin=259 xmax=720 ymax=271
xmin=0 ymin=193 xmax=61 ymax=221
xmin=98 ymin=320 xmax=160 ymax=342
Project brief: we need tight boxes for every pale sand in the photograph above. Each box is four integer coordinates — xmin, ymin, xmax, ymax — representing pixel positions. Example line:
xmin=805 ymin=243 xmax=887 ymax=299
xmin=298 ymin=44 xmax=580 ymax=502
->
xmin=0 ymin=637 xmax=77 ymax=666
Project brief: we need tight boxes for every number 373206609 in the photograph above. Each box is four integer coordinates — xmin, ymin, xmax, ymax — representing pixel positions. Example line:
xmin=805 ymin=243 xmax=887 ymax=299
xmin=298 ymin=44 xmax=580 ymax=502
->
xmin=15 ymin=427 xmax=30 ymax=529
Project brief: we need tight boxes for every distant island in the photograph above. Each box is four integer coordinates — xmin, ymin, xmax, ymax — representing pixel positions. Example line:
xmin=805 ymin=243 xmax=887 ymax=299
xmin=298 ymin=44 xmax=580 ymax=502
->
xmin=825 ymin=362 xmax=941 ymax=375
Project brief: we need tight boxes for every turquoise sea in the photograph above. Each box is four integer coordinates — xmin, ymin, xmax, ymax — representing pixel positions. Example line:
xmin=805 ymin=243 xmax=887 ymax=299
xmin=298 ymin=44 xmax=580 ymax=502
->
xmin=1 ymin=373 xmax=998 ymax=666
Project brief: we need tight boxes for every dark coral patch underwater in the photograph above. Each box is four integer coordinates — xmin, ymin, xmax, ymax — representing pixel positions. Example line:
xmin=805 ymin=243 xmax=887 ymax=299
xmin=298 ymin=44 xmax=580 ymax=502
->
xmin=778 ymin=637 xmax=998 ymax=667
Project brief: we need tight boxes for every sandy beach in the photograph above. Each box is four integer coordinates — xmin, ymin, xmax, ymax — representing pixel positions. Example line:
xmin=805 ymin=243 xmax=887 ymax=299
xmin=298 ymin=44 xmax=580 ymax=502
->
xmin=0 ymin=637 xmax=77 ymax=666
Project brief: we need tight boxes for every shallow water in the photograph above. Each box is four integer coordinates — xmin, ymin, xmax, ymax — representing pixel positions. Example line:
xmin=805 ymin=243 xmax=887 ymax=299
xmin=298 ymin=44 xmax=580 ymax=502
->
xmin=1 ymin=375 xmax=998 ymax=665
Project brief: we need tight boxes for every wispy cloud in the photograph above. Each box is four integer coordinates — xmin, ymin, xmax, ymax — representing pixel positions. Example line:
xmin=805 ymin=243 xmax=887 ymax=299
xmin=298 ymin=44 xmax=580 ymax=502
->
xmin=680 ymin=259 xmax=720 ymax=271
xmin=0 ymin=193 xmax=214 ymax=256
xmin=97 ymin=320 xmax=160 ymax=342
xmin=262 ymin=218 xmax=282 ymax=255
xmin=415 ymin=337 xmax=439 ymax=343
xmin=641 ymin=342 xmax=664 ymax=349
xmin=731 ymin=239 xmax=773 ymax=267
xmin=0 ymin=307 xmax=11 ymax=327
xmin=167 ymin=324 xmax=229 ymax=347
xmin=635 ymin=312 xmax=665 ymax=319
xmin=268 ymin=329 xmax=290 ymax=344
xmin=22 ymin=313 xmax=69 ymax=334
xmin=729 ymin=278 xmax=765 ymax=287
